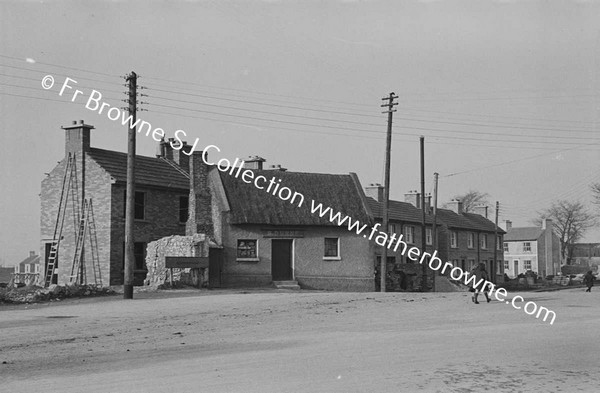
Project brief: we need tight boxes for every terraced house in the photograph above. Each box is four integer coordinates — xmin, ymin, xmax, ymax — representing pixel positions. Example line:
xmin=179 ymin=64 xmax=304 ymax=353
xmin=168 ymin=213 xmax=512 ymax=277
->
xmin=366 ymin=185 xmax=505 ymax=291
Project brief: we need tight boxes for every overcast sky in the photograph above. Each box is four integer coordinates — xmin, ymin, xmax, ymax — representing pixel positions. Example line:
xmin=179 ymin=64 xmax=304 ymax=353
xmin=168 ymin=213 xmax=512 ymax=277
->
xmin=1 ymin=0 xmax=599 ymax=265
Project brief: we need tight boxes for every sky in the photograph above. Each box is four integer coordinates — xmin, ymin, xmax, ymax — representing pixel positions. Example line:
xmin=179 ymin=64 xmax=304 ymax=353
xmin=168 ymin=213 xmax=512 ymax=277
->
xmin=1 ymin=0 xmax=599 ymax=266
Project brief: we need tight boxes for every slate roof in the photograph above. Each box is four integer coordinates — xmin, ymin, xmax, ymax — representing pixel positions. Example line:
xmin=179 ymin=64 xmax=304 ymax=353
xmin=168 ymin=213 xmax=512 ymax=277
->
xmin=219 ymin=170 xmax=371 ymax=226
xmin=504 ymin=227 xmax=544 ymax=241
xmin=367 ymin=198 xmax=434 ymax=224
xmin=88 ymin=148 xmax=190 ymax=190
xmin=18 ymin=254 xmax=40 ymax=268
xmin=367 ymin=197 xmax=503 ymax=233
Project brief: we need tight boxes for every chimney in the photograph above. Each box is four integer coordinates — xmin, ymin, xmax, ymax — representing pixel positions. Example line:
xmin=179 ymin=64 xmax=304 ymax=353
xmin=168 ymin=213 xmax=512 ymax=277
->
xmin=61 ymin=120 xmax=93 ymax=156
xmin=244 ymin=156 xmax=266 ymax=170
xmin=472 ymin=205 xmax=488 ymax=219
xmin=365 ymin=183 xmax=384 ymax=202
xmin=502 ymin=220 xmax=512 ymax=231
xmin=424 ymin=193 xmax=432 ymax=211
xmin=186 ymin=151 xmax=213 ymax=238
xmin=404 ymin=190 xmax=421 ymax=208
xmin=266 ymin=164 xmax=287 ymax=172
xmin=542 ymin=218 xmax=552 ymax=230
xmin=159 ymin=138 xmax=192 ymax=173
xmin=29 ymin=251 xmax=36 ymax=257
xmin=447 ymin=199 xmax=464 ymax=215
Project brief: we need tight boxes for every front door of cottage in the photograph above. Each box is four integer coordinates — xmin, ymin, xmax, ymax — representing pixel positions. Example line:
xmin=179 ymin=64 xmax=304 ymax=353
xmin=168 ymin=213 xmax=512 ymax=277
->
xmin=271 ymin=239 xmax=293 ymax=281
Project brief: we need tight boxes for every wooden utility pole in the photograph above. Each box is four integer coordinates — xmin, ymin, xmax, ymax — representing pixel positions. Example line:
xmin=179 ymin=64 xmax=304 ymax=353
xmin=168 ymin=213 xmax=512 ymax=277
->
xmin=493 ymin=201 xmax=499 ymax=284
xmin=420 ymin=137 xmax=427 ymax=291
xmin=124 ymin=71 xmax=137 ymax=300
xmin=432 ymin=172 xmax=439 ymax=291
xmin=380 ymin=92 xmax=398 ymax=292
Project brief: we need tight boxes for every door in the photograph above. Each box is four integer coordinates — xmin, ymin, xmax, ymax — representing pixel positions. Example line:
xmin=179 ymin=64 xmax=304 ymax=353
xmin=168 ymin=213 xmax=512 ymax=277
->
xmin=208 ymin=248 xmax=222 ymax=288
xmin=514 ymin=260 xmax=519 ymax=276
xmin=272 ymin=239 xmax=293 ymax=281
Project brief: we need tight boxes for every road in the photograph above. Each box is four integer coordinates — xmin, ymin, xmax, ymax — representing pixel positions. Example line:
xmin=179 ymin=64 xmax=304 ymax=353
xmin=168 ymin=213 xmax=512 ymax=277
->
xmin=1 ymin=288 xmax=598 ymax=392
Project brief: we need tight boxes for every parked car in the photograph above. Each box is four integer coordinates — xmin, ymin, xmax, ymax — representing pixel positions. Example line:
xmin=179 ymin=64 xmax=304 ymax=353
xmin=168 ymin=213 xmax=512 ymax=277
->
xmin=569 ymin=274 xmax=585 ymax=284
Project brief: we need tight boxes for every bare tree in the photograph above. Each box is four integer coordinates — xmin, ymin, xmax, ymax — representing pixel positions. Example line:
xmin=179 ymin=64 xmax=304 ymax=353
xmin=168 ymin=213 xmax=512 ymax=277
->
xmin=446 ymin=190 xmax=490 ymax=213
xmin=533 ymin=200 xmax=597 ymax=263
xmin=592 ymin=183 xmax=600 ymax=207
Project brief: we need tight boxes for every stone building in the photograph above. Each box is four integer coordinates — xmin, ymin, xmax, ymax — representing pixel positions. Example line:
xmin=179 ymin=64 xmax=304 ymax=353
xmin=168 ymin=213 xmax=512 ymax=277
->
xmin=40 ymin=121 xmax=190 ymax=286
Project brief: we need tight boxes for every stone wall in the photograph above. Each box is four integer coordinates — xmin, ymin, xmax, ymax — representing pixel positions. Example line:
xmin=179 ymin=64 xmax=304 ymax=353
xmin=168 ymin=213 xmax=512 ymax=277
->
xmin=144 ymin=234 xmax=210 ymax=289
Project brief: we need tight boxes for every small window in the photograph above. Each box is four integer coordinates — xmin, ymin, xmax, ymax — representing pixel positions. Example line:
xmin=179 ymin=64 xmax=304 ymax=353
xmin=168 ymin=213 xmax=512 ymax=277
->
xmin=388 ymin=223 xmax=396 ymax=235
xmin=503 ymin=242 xmax=509 ymax=252
xmin=123 ymin=191 xmax=146 ymax=220
xmin=467 ymin=233 xmax=474 ymax=249
xmin=404 ymin=225 xmax=415 ymax=244
xmin=504 ymin=260 xmax=509 ymax=271
xmin=324 ymin=237 xmax=340 ymax=259
xmin=450 ymin=231 xmax=458 ymax=248
xmin=497 ymin=236 xmax=502 ymax=250
xmin=134 ymin=242 xmax=146 ymax=270
xmin=523 ymin=242 xmax=531 ymax=252
xmin=524 ymin=260 xmax=532 ymax=270
xmin=237 ymin=239 xmax=258 ymax=260
xmin=426 ymin=228 xmax=433 ymax=245
xmin=25 ymin=264 xmax=31 ymax=273
xmin=480 ymin=234 xmax=488 ymax=249
xmin=467 ymin=259 xmax=475 ymax=271
xmin=179 ymin=195 xmax=189 ymax=223
xmin=34 ymin=264 xmax=40 ymax=274
xmin=497 ymin=260 xmax=503 ymax=274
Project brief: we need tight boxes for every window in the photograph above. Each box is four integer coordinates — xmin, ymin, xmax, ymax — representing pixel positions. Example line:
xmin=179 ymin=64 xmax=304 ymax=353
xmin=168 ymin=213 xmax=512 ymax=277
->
xmin=480 ymin=234 xmax=488 ymax=249
xmin=237 ymin=239 xmax=258 ymax=260
xmin=388 ymin=223 xmax=396 ymax=235
xmin=426 ymin=228 xmax=433 ymax=246
xmin=14 ymin=265 xmax=19 ymax=273
xmin=503 ymin=242 xmax=509 ymax=252
xmin=523 ymin=242 xmax=531 ymax=252
xmin=467 ymin=233 xmax=475 ymax=249
xmin=404 ymin=225 xmax=415 ymax=244
xmin=34 ymin=264 xmax=40 ymax=273
xmin=134 ymin=242 xmax=146 ymax=270
xmin=467 ymin=259 xmax=475 ymax=271
xmin=450 ymin=231 xmax=458 ymax=248
xmin=123 ymin=191 xmax=146 ymax=220
xmin=179 ymin=195 xmax=189 ymax=223
xmin=497 ymin=236 xmax=502 ymax=250
xmin=497 ymin=260 xmax=503 ymax=274
xmin=324 ymin=237 xmax=340 ymax=259
xmin=504 ymin=260 xmax=509 ymax=271
xmin=524 ymin=260 xmax=532 ymax=270
xmin=25 ymin=264 xmax=30 ymax=273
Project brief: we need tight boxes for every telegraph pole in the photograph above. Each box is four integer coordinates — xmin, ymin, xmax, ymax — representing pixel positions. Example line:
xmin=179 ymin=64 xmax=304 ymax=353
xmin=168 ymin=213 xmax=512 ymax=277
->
xmin=124 ymin=71 xmax=137 ymax=300
xmin=432 ymin=172 xmax=439 ymax=291
xmin=493 ymin=201 xmax=499 ymax=284
xmin=420 ymin=137 xmax=427 ymax=291
xmin=380 ymin=92 xmax=398 ymax=292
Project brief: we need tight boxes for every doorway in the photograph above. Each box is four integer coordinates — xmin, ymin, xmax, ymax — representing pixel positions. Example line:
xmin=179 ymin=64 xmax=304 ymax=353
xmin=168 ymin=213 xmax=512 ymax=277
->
xmin=271 ymin=239 xmax=293 ymax=281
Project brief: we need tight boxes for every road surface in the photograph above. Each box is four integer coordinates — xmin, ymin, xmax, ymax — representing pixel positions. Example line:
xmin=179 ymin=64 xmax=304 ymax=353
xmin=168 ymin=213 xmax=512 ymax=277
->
xmin=1 ymin=288 xmax=598 ymax=392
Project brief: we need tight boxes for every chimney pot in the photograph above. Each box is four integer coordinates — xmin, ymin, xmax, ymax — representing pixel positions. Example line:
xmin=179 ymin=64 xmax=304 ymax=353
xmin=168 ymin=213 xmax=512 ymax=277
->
xmin=72 ymin=120 xmax=77 ymax=125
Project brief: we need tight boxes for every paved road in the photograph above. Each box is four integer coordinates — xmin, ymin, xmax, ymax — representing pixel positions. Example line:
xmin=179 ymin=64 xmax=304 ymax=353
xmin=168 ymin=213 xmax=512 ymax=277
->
xmin=1 ymin=288 xmax=598 ymax=392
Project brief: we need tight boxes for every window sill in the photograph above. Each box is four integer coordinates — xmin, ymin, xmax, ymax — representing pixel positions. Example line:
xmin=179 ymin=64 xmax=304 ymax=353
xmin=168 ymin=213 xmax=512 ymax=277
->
xmin=237 ymin=258 xmax=260 ymax=262
xmin=323 ymin=256 xmax=341 ymax=261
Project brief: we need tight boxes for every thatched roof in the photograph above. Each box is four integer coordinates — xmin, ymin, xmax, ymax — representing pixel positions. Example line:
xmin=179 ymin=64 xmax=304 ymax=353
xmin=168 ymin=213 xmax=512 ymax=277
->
xmin=219 ymin=170 xmax=371 ymax=226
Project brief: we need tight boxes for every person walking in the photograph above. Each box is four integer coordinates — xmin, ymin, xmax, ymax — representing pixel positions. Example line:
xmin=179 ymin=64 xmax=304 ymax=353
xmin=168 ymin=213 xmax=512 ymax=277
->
xmin=583 ymin=270 xmax=595 ymax=293
xmin=471 ymin=262 xmax=491 ymax=304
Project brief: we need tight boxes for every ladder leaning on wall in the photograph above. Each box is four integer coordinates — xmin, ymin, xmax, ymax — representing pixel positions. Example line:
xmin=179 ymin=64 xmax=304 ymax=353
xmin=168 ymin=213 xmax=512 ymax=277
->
xmin=44 ymin=153 xmax=79 ymax=287
xmin=70 ymin=199 xmax=102 ymax=286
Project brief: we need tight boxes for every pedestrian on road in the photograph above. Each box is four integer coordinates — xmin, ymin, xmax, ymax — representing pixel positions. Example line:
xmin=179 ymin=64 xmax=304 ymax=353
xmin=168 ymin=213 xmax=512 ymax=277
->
xmin=583 ymin=270 xmax=595 ymax=293
xmin=471 ymin=262 xmax=491 ymax=304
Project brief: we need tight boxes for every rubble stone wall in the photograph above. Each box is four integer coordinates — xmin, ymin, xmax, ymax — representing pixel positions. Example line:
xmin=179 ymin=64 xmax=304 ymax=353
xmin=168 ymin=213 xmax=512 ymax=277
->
xmin=144 ymin=234 xmax=209 ymax=289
